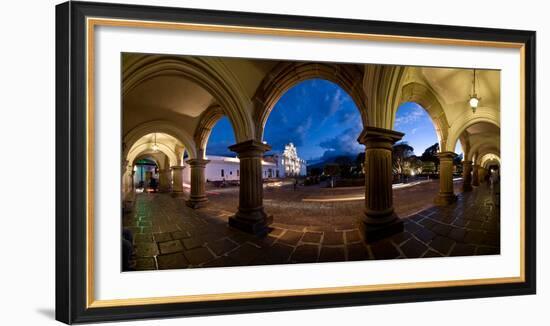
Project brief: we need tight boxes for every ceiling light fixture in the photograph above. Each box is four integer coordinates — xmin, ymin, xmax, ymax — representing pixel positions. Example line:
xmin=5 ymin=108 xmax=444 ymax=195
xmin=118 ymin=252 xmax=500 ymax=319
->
xmin=469 ymin=69 xmax=481 ymax=113
xmin=151 ymin=133 xmax=159 ymax=152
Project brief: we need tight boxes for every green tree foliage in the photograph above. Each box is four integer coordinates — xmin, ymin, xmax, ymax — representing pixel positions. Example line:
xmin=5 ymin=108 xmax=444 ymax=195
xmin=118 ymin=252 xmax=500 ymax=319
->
xmin=323 ymin=163 xmax=340 ymax=188
xmin=309 ymin=167 xmax=323 ymax=176
xmin=334 ymin=155 xmax=353 ymax=178
xmin=323 ymin=163 xmax=341 ymax=177
xmin=355 ymin=152 xmax=365 ymax=176
xmin=453 ymin=153 xmax=464 ymax=174
xmin=422 ymin=161 xmax=436 ymax=174
xmin=392 ymin=142 xmax=415 ymax=176
xmin=421 ymin=142 xmax=440 ymax=171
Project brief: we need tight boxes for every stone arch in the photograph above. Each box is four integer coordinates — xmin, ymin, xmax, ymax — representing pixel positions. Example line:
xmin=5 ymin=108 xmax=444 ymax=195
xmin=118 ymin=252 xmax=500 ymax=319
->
xmin=457 ymin=134 xmax=470 ymax=157
xmin=446 ymin=109 xmax=500 ymax=153
xmin=194 ymin=105 xmax=225 ymax=159
xmin=127 ymin=142 xmax=179 ymax=168
xmin=133 ymin=154 xmax=161 ymax=168
xmin=479 ymin=153 xmax=501 ymax=168
xmin=398 ymin=82 xmax=450 ymax=150
xmin=466 ymin=140 xmax=500 ymax=161
xmin=123 ymin=120 xmax=195 ymax=162
xmin=253 ymin=62 xmax=366 ymax=140
xmin=363 ymin=65 xmax=407 ymax=129
xmin=123 ymin=55 xmax=255 ymax=142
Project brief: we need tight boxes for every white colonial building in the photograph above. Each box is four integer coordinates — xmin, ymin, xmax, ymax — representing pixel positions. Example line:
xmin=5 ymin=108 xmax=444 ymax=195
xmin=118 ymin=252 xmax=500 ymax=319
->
xmin=203 ymin=143 xmax=307 ymax=182
xmin=264 ymin=143 xmax=307 ymax=178
xmin=204 ymin=155 xmax=277 ymax=182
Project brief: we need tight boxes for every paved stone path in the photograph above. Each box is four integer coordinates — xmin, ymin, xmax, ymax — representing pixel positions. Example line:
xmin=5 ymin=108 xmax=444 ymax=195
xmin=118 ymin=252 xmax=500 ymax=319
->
xmin=123 ymin=183 xmax=500 ymax=271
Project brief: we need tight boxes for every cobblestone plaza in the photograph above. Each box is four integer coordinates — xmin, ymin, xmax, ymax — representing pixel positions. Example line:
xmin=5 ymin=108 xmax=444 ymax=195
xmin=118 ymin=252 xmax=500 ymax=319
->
xmin=124 ymin=181 xmax=499 ymax=271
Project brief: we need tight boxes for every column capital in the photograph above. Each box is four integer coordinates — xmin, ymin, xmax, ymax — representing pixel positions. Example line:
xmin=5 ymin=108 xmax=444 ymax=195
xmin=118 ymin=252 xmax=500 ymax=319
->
xmin=436 ymin=151 xmax=457 ymax=160
xmin=124 ymin=165 xmax=134 ymax=174
xmin=186 ymin=158 xmax=210 ymax=167
xmin=357 ymin=126 xmax=404 ymax=147
xmin=462 ymin=160 xmax=473 ymax=165
xmin=170 ymin=165 xmax=185 ymax=171
xmin=229 ymin=140 xmax=271 ymax=158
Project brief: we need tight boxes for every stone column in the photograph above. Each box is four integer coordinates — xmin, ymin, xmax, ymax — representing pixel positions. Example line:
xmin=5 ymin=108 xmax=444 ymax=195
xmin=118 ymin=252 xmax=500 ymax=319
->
xmin=462 ymin=160 xmax=473 ymax=192
xmin=171 ymin=166 xmax=185 ymax=193
xmin=479 ymin=167 xmax=487 ymax=184
xmin=357 ymin=127 xmax=404 ymax=242
xmin=122 ymin=165 xmax=135 ymax=213
xmin=434 ymin=151 xmax=457 ymax=205
xmin=472 ymin=164 xmax=480 ymax=186
xmin=158 ymin=169 xmax=170 ymax=192
xmin=228 ymin=140 xmax=272 ymax=236
xmin=186 ymin=159 xmax=210 ymax=208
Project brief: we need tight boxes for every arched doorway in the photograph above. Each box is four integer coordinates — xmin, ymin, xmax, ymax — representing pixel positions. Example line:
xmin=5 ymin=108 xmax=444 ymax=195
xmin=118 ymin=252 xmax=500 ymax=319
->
xmin=133 ymin=158 xmax=159 ymax=193
xmin=453 ymin=121 xmax=500 ymax=190
xmin=204 ymin=116 xmax=240 ymax=185
xmin=260 ymin=78 xmax=366 ymax=227
xmin=393 ymin=102 xmax=440 ymax=177
xmin=392 ymin=102 xmax=443 ymax=211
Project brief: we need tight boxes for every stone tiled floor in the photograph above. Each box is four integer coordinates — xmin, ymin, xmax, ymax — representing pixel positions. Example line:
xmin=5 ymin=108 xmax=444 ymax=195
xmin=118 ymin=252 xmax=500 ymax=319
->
xmin=123 ymin=183 xmax=500 ymax=271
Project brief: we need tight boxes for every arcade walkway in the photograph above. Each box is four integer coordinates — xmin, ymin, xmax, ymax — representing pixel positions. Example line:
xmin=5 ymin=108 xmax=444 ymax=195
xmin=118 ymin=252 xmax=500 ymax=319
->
xmin=123 ymin=182 xmax=500 ymax=271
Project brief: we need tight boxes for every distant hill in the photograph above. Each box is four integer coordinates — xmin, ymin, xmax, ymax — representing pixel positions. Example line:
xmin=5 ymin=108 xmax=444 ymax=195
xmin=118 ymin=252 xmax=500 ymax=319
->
xmin=306 ymin=153 xmax=358 ymax=170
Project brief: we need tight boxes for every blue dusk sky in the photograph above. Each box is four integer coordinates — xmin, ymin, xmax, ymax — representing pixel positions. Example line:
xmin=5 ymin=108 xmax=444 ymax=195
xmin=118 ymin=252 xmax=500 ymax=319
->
xmin=206 ymin=79 xmax=457 ymax=161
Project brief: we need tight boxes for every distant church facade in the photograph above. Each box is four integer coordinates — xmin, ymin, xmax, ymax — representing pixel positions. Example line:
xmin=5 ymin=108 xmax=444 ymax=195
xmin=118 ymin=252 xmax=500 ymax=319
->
xmin=205 ymin=143 xmax=307 ymax=182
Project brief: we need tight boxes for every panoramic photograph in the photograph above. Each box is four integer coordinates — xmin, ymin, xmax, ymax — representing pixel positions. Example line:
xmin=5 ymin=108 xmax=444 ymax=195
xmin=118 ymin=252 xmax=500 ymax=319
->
xmin=120 ymin=53 xmax=501 ymax=271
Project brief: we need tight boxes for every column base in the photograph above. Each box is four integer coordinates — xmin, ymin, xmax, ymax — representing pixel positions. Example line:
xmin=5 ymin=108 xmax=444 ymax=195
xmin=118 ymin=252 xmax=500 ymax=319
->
xmin=434 ymin=193 xmax=457 ymax=205
xmin=170 ymin=191 xmax=185 ymax=198
xmin=229 ymin=211 xmax=273 ymax=237
xmin=186 ymin=197 xmax=208 ymax=209
xmin=362 ymin=214 xmax=404 ymax=243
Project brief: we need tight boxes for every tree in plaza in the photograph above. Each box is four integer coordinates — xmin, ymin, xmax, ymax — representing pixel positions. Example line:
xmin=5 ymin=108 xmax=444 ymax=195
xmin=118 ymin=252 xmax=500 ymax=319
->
xmin=309 ymin=167 xmax=323 ymax=176
xmin=422 ymin=161 xmax=436 ymax=174
xmin=453 ymin=152 xmax=464 ymax=174
xmin=355 ymin=152 xmax=366 ymax=176
xmin=334 ymin=155 xmax=353 ymax=178
xmin=405 ymin=155 xmax=423 ymax=177
xmin=420 ymin=142 xmax=440 ymax=172
xmin=323 ymin=163 xmax=340 ymax=188
xmin=392 ymin=142 xmax=415 ymax=180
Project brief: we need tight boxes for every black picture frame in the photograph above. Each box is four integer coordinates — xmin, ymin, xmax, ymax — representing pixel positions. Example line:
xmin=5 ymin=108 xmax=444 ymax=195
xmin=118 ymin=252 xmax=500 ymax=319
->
xmin=56 ymin=1 xmax=536 ymax=324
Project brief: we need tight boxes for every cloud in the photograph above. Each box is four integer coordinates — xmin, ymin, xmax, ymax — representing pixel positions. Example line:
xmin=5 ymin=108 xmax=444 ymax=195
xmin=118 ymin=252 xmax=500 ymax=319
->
xmin=317 ymin=126 xmax=364 ymax=159
xmin=320 ymin=89 xmax=348 ymax=126
xmin=266 ymin=114 xmax=314 ymax=152
xmin=394 ymin=105 xmax=425 ymax=128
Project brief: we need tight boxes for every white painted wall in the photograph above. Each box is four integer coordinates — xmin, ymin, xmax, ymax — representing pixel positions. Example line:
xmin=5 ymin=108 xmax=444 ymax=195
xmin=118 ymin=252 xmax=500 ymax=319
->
xmin=204 ymin=155 xmax=277 ymax=182
xmin=0 ymin=1 xmax=547 ymax=326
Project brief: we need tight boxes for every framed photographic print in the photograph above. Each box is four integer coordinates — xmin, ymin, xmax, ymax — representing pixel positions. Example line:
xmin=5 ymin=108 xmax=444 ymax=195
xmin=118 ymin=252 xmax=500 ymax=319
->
xmin=55 ymin=1 xmax=536 ymax=324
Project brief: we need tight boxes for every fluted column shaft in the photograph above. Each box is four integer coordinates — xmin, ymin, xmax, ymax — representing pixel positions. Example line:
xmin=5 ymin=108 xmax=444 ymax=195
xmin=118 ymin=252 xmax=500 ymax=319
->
xmin=358 ymin=127 xmax=404 ymax=242
xmin=186 ymin=159 xmax=210 ymax=208
xmin=472 ymin=164 xmax=480 ymax=186
xmin=171 ymin=166 xmax=185 ymax=192
xmin=462 ymin=160 xmax=473 ymax=192
xmin=434 ymin=151 xmax=457 ymax=205
xmin=228 ymin=140 xmax=272 ymax=236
